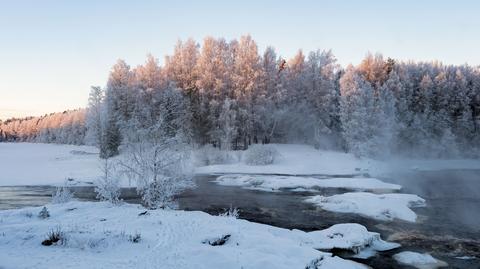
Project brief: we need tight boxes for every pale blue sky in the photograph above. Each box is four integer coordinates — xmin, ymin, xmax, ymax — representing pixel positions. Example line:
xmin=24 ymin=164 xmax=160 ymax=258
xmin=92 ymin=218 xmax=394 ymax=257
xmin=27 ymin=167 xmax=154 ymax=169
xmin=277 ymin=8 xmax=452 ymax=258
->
xmin=1 ymin=0 xmax=479 ymax=119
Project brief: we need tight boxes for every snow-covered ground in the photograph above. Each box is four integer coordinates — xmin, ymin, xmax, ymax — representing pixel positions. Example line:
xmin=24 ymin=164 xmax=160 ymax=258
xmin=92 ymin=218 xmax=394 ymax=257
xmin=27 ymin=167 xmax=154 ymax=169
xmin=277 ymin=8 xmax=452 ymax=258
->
xmin=214 ymin=174 xmax=402 ymax=192
xmin=306 ymin=192 xmax=426 ymax=222
xmin=0 ymin=201 xmax=400 ymax=269
xmin=393 ymin=251 xmax=448 ymax=269
xmin=196 ymin=144 xmax=480 ymax=177
xmin=196 ymin=144 xmax=379 ymax=176
xmin=0 ymin=143 xmax=101 ymax=186
xmin=1 ymin=142 xmax=478 ymax=186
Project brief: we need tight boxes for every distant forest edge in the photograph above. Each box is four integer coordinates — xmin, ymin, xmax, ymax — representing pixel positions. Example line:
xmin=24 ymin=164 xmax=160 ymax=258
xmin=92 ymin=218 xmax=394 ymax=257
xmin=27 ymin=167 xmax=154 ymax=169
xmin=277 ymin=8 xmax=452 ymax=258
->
xmin=0 ymin=109 xmax=86 ymax=145
xmin=1 ymin=35 xmax=479 ymax=158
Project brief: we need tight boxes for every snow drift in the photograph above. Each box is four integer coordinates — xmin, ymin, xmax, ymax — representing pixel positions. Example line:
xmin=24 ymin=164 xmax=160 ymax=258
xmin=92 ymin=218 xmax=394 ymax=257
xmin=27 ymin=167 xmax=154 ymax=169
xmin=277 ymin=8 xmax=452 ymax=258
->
xmin=0 ymin=201 xmax=400 ymax=269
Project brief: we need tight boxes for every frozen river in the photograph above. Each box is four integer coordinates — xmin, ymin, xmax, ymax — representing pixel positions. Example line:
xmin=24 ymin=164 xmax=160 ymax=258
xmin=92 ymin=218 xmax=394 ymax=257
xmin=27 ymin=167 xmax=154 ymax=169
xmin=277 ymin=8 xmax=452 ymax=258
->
xmin=1 ymin=169 xmax=479 ymax=268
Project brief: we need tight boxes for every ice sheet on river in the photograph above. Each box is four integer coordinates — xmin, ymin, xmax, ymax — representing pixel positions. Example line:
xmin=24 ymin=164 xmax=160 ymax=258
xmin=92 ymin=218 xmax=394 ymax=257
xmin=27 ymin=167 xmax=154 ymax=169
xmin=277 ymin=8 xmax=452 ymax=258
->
xmin=214 ymin=174 xmax=402 ymax=192
xmin=393 ymin=251 xmax=448 ymax=269
xmin=0 ymin=201 xmax=399 ymax=269
xmin=306 ymin=192 xmax=426 ymax=222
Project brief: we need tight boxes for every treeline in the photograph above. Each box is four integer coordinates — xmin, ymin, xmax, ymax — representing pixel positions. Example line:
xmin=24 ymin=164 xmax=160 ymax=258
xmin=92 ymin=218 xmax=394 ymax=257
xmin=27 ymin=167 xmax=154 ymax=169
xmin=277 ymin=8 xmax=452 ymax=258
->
xmin=0 ymin=109 xmax=86 ymax=145
xmin=3 ymin=35 xmax=480 ymax=158
xmin=91 ymin=35 xmax=480 ymax=158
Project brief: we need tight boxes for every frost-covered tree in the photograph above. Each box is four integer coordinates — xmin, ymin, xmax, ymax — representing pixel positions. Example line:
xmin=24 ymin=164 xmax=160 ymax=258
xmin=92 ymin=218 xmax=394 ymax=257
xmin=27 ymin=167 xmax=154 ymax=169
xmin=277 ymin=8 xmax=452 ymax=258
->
xmin=100 ymin=97 xmax=121 ymax=159
xmin=100 ymin=60 xmax=134 ymax=158
xmin=305 ymin=50 xmax=341 ymax=149
xmin=85 ymin=86 xmax=104 ymax=146
xmin=218 ymin=98 xmax=238 ymax=150
xmin=119 ymin=86 xmax=193 ymax=209
xmin=51 ymin=186 xmax=74 ymax=204
xmin=4 ymin=36 xmax=480 ymax=158
xmin=340 ymin=66 xmax=388 ymax=157
xmin=165 ymin=38 xmax=199 ymax=91
xmin=95 ymin=158 xmax=121 ymax=204
xmin=134 ymin=54 xmax=164 ymax=91
xmin=231 ymin=35 xmax=262 ymax=148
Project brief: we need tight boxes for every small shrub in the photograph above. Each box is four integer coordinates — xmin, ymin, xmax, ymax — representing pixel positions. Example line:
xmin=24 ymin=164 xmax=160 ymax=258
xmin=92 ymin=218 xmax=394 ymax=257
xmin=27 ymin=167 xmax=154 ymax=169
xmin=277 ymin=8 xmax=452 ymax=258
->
xmin=86 ymin=238 xmax=105 ymax=249
xmin=219 ymin=205 xmax=240 ymax=219
xmin=95 ymin=158 xmax=122 ymax=204
xmin=38 ymin=207 xmax=50 ymax=219
xmin=42 ymin=227 xmax=67 ymax=246
xmin=194 ymin=145 xmax=233 ymax=166
xmin=243 ymin=144 xmax=279 ymax=165
xmin=51 ymin=186 xmax=74 ymax=204
xmin=95 ymin=177 xmax=121 ymax=204
xmin=137 ymin=173 xmax=194 ymax=209
xmin=128 ymin=232 xmax=141 ymax=243
xmin=202 ymin=234 xmax=231 ymax=246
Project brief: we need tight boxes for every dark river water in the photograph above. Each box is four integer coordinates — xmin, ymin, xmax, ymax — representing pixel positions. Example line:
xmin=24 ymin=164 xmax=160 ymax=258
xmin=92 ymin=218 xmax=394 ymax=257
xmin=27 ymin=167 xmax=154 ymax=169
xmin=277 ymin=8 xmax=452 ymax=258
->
xmin=1 ymin=170 xmax=479 ymax=268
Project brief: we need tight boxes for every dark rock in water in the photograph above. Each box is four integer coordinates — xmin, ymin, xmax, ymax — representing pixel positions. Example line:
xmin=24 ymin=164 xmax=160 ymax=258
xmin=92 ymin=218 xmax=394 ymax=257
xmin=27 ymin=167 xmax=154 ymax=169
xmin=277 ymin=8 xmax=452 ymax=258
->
xmin=202 ymin=234 xmax=231 ymax=246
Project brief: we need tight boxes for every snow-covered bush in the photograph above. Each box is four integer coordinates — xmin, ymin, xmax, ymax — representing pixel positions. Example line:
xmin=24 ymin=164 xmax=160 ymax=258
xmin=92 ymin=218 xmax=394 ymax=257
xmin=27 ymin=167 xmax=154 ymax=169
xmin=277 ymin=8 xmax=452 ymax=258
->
xmin=38 ymin=206 xmax=50 ymax=219
xmin=51 ymin=186 xmax=74 ymax=204
xmin=118 ymin=87 xmax=194 ymax=209
xmin=42 ymin=227 xmax=67 ymax=246
xmin=219 ymin=205 xmax=240 ymax=219
xmin=202 ymin=234 xmax=231 ymax=246
xmin=128 ymin=232 xmax=141 ymax=243
xmin=119 ymin=136 xmax=194 ymax=209
xmin=243 ymin=144 xmax=279 ymax=165
xmin=194 ymin=145 xmax=234 ymax=166
xmin=95 ymin=158 xmax=121 ymax=204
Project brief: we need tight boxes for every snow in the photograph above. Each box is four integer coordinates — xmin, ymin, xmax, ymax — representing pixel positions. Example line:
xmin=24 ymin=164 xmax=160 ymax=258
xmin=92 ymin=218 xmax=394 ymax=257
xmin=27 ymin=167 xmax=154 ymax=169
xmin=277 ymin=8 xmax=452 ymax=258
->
xmin=196 ymin=144 xmax=379 ymax=176
xmin=393 ymin=251 xmax=448 ymax=269
xmin=214 ymin=174 xmax=402 ymax=192
xmin=0 ymin=201 xmax=400 ymax=269
xmin=300 ymin=223 xmax=400 ymax=258
xmin=1 ymin=142 xmax=478 ymax=187
xmin=196 ymin=144 xmax=480 ymax=177
xmin=455 ymin=256 xmax=476 ymax=260
xmin=305 ymin=255 xmax=368 ymax=269
xmin=0 ymin=143 xmax=101 ymax=186
xmin=306 ymin=192 xmax=426 ymax=222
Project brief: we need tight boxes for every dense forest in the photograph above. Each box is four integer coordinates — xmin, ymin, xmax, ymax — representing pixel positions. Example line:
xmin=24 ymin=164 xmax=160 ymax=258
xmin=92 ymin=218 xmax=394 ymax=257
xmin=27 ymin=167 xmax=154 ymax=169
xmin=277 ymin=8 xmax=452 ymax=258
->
xmin=0 ymin=109 xmax=85 ymax=145
xmin=1 ymin=35 xmax=480 ymax=158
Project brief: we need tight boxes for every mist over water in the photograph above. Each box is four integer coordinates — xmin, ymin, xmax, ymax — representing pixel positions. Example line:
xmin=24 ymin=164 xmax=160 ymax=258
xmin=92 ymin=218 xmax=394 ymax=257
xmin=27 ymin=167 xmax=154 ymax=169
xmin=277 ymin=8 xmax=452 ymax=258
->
xmin=387 ymin=169 xmax=480 ymax=232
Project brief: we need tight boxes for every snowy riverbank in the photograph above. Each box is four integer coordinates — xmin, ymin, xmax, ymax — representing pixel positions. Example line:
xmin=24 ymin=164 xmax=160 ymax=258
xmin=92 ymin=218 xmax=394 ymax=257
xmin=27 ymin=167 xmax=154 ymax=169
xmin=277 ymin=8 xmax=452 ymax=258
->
xmin=0 ymin=142 xmax=479 ymax=187
xmin=196 ymin=144 xmax=480 ymax=177
xmin=0 ymin=201 xmax=399 ymax=269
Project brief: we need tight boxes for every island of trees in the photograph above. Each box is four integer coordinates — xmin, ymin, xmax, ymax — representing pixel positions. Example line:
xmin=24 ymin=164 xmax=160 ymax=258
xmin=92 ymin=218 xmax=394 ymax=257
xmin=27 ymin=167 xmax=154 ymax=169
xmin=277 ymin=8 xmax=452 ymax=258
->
xmin=1 ymin=35 xmax=479 ymax=158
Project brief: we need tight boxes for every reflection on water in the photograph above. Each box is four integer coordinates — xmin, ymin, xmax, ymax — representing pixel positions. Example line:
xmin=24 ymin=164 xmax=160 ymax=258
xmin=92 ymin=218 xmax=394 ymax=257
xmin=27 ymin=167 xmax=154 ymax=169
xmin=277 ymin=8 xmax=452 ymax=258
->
xmin=0 ymin=186 xmax=55 ymax=210
xmin=1 ymin=170 xmax=479 ymax=268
